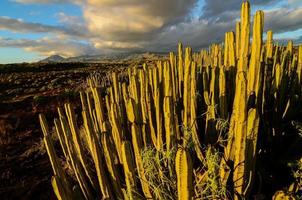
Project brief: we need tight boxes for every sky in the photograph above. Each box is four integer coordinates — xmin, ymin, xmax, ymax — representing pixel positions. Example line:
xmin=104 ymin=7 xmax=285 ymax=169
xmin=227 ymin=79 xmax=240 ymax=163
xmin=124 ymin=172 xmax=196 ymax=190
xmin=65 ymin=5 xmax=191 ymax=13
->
xmin=0 ymin=0 xmax=302 ymax=64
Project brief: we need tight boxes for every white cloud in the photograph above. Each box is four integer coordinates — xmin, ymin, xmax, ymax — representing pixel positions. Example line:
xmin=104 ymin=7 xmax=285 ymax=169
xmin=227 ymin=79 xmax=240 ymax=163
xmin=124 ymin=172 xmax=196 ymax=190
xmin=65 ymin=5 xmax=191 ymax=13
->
xmin=288 ymin=0 xmax=302 ymax=6
xmin=0 ymin=37 xmax=96 ymax=57
xmin=12 ymin=0 xmax=84 ymax=4
xmin=0 ymin=16 xmax=85 ymax=37
xmin=265 ymin=7 xmax=302 ymax=33
xmin=3 ymin=0 xmax=302 ymax=58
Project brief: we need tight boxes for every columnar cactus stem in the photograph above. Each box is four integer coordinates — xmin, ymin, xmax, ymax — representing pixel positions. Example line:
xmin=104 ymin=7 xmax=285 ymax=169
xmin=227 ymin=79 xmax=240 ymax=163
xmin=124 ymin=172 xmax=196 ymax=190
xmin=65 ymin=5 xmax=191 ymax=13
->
xmin=266 ymin=30 xmax=273 ymax=59
xmin=233 ymin=72 xmax=248 ymax=199
xmin=153 ymin=67 xmax=163 ymax=150
xmin=91 ymin=87 xmax=107 ymax=132
xmin=112 ymin=72 xmax=120 ymax=103
xmin=244 ymin=11 xmax=264 ymax=196
xmin=57 ymin=108 xmax=94 ymax=200
xmin=39 ymin=114 xmax=72 ymax=200
xmin=170 ymin=52 xmax=178 ymax=102
xmin=139 ymin=69 xmax=149 ymax=147
xmin=178 ymin=42 xmax=184 ymax=98
xmin=126 ymin=98 xmax=152 ymax=198
xmin=287 ymin=40 xmax=293 ymax=56
xmin=228 ymin=32 xmax=236 ymax=67
xmin=131 ymin=122 xmax=153 ymax=198
xmin=297 ymin=45 xmax=302 ymax=85
xmin=109 ymin=102 xmax=124 ymax=163
xmin=245 ymin=108 xmax=260 ymax=193
xmin=145 ymin=75 xmax=157 ymax=149
xmin=248 ymin=10 xmax=264 ymax=98
xmin=183 ymin=47 xmax=192 ymax=146
xmin=219 ymin=65 xmax=228 ymax=119
xmin=238 ymin=1 xmax=250 ymax=72
xmin=175 ymin=148 xmax=193 ymax=200
xmin=82 ymin=109 xmax=113 ymax=199
xmin=121 ymin=141 xmax=137 ymax=200
xmin=163 ymin=61 xmax=176 ymax=151
xmin=236 ymin=22 xmax=241 ymax=60
xmin=100 ymin=132 xmax=123 ymax=198
xmin=224 ymin=32 xmax=229 ymax=67
xmin=190 ymin=61 xmax=204 ymax=161
xmin=64 ymin=103 xmax=96 ymax=192
xmin=203 ymin=70 xmax=216 ymax=142
xmin=54 ymin=118 xmax=69 ymax=160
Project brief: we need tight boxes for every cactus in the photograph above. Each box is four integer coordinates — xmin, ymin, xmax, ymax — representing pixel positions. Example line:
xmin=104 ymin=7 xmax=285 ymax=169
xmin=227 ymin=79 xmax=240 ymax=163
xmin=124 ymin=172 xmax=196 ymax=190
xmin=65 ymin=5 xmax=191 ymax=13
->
xmin=228 ymin=32 xmax=236 ymax=67
xmin=266 ymin=30 xmax=273 ymax=59
xmin=247 ymin=10 xmax=264 ymax=99
xmin=109 ymin=102 xmax=124 ymax=163
xmin=238 ymin=1 xmax=250 ymax=72
xmin=131 ymin=123 xmax=153 ymax=198
xmin=190 ymin=61 xmax=204 ymax=161
xmin=57 ymin=108 xmax=95 ymax=200
xmin=139 ymin=69 xmax=149 ymax=147
xmin=183 ymin=47 xmax=192 ymax=146
xmin=121 ymin=141 xmax=138 ymax=200
xmin=224 ymin=32 xmax=229 ymax=67
xmin=163 ymin=61 xmax=176 ymax=151
xmin=219 ymin=65 xmax=228 ymax=119
xmin=100 ymin=132 xmax=123 ymax=198
xmin=39 ymin=114 xmax=72 ymax=200
xmin=64 ymin=103 xmax=96 ymax=191
xmin=39 ymin=1 xmax=302 ymax=199
xmin=244 ymin=13 xmax=264 ymax=195
xmin=178 ymin=42 xmax=184 ymax=98
xmin=175 ymin=148 xmax=193 ymax=200
xmin=236 ymin=22 xmax=241 ymax=60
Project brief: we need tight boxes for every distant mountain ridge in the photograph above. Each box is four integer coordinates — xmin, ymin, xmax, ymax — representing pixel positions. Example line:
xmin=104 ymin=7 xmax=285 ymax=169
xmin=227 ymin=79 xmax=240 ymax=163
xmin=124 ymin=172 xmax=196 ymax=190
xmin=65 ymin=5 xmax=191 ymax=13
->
xmin=39 ymin=55 xmax=65 ymax=63
xmin=39 ymin=52 xmax=167 ymax=63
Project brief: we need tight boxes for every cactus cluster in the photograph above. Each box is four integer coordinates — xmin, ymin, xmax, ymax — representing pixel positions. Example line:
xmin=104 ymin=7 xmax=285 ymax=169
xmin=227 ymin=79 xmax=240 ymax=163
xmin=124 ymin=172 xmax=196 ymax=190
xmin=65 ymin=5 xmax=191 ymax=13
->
xmin=40 ymin=1 xmax=302 ymax=199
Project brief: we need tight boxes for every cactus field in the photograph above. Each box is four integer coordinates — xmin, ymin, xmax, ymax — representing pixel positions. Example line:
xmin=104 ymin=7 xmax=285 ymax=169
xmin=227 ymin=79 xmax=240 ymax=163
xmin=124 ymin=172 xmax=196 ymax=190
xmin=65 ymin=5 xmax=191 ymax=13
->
xmin=36 ymin=2 xmax=302 ymax=200
xmin=1 ymin=1 xmax=302 ymax=200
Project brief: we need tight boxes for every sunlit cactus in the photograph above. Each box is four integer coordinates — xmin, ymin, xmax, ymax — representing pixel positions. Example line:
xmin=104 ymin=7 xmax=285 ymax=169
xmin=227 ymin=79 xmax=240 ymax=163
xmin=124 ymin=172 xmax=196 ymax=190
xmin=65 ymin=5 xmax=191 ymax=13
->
xmin=39 ymin=1 xmax=302 ymax=199
xmin=175 ymin=148 xmax=193 ymax=200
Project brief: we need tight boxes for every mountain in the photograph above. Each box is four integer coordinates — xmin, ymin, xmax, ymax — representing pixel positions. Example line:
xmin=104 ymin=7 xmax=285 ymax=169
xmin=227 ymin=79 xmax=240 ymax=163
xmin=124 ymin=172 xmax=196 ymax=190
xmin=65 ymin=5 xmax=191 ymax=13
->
xmin=39 ymin=55 xmax=65 ymax=63
xmin=64 ymin=52 xmax=166 ymax=63
xmin=39 ymin=52 xmax=167 ymax=63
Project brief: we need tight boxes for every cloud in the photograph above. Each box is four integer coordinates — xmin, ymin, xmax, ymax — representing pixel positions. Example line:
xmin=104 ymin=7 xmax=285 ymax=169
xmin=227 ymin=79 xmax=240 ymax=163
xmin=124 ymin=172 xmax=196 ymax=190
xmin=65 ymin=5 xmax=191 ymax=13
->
xmin=147 ymin=19 xmax=236 ymax=52
xmin=265 ymin=7 xmax=302 ymax=33
xmin=83 ymin=0 xmax=197 ymax=44
xmin=3 ymin=0 xmax=302 ymax=59
xmin=288 ymin=0 xmax=302 ymax=6
xmin=295 ymin=36 xmax=302 ymax=44
xmin=12 ymin=0 xmax=83 ymax=4
xmin=0 ymin=37 xmax=96 ymax=57
xmin=202 ymin=0 xmax=280 ymax=19
xmin=56 ymin=12 xmax=87 ymax=34
xmin=0 ymin=16 xmax=85 ymax=37
xmin=81 ymin=0 xmax=302 ymax=51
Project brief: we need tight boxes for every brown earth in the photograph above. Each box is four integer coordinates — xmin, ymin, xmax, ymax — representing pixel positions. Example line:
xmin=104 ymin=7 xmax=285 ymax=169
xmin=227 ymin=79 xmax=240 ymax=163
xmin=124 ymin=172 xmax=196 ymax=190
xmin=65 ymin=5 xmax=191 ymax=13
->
xmin=0 ymin=62 xmax=127 ymax=199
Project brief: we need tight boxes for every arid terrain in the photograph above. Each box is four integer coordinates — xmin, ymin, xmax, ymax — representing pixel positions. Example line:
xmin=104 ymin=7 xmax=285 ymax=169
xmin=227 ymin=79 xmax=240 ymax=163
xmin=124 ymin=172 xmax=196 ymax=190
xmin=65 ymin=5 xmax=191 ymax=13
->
xmin=2 ymin=0 xmax=302 ymax=199
xmin=1 ymin=52 xmax=302 ymax=199
xmin=0 ymin=61 xmax=133 ymax=199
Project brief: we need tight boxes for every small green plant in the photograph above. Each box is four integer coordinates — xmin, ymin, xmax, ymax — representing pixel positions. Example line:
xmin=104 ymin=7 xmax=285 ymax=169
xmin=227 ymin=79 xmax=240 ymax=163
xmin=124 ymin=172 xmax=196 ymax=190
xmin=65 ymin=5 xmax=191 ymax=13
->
xmin=141 ymin=146 xmax=177 ymax=200
xmin=61 ymin=88 xmax=77 ymax=99
xmin=33 ymin=95 xmax=47 ymax=104
xmin=195 ymin=146 xmax=229 ymax=199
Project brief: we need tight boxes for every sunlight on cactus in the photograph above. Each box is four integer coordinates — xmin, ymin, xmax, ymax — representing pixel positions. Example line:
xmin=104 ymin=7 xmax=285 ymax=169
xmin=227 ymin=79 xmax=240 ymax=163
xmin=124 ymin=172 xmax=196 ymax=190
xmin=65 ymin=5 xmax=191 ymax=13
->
xmin=38 ymin=1 xmax=302 ymax=199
